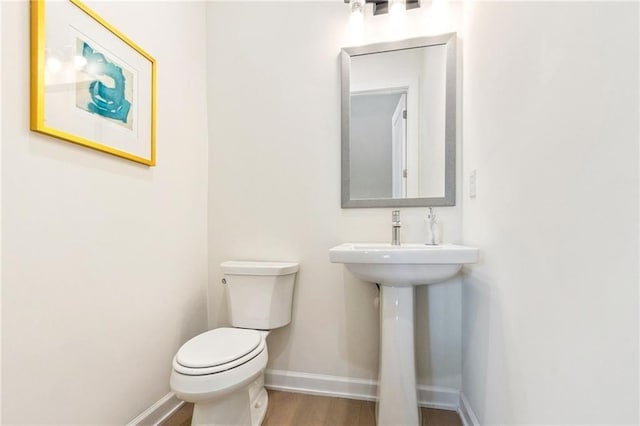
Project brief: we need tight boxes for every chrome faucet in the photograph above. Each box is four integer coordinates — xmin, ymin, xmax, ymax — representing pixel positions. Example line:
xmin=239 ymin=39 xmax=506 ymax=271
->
xmin=391 ymin=210 xmax=401 ymax=246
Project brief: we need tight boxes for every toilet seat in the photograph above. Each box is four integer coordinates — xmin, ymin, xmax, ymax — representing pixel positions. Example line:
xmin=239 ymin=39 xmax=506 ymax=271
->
xmin=173 ymin=328 xmax=266 ymax=376
xmin=170 ymin=347 xmax=268 ymax=404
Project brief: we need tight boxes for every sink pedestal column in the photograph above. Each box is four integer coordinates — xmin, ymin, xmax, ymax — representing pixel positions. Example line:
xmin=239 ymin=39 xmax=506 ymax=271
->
xmin=377 ymin=285 xmax=420 ymax=426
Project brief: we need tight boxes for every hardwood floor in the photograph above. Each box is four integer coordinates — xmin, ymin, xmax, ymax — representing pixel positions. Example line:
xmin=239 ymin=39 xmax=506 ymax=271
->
xmin=162 ymin=390 xmax=462 ymax=426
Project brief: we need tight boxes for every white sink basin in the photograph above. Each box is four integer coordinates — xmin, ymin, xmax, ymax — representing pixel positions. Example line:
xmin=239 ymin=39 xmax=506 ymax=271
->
xmin=329 ymin=243 xmax=478 ymax=286
xmin=330 ymin=241 xmax=479 ymax=425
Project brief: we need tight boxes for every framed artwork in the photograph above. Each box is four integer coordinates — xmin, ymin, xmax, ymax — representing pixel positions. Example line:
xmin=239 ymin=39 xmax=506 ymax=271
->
xmin=30 ymin=0 xmax=156 ymax=166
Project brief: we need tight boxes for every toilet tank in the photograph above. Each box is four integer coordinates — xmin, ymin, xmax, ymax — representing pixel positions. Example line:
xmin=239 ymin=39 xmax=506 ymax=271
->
xmin=221 ymin=261 xmax=298 ymax=330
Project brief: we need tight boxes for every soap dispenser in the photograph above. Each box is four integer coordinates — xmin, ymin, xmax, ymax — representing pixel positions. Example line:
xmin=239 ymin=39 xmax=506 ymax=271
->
xmin=425 ymin=208 xmax=440 ymax=245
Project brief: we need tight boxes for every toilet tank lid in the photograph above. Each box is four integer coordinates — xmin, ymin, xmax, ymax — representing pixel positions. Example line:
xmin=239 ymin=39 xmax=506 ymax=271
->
xmin=221 ymin=261 xmax=299 ymax=276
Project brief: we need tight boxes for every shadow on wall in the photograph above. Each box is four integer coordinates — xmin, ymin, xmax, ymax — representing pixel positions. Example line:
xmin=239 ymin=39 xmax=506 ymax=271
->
xmin=414 ymin=278 xmax=464 ymax=388
xmin=261 ymin=271 xmax=300 ymax=368
xmin=209 ymin=270 xmax=230 ymax=329
xmin=341 ymin=271 xmax=380 ymax=380
xmin=415 ymin=285 xmax=434 ymax=383
xmin=28 ymin=127 xmax=155 ymax=181
xmin=177 ymin=290 xmax=209 ymax=349
xmin=462 ymin=270 xmax=514 ymax=424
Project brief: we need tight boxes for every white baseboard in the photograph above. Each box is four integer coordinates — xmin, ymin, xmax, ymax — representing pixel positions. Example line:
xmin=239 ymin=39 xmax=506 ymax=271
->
xmin=127 ymin=392 xmax=185 ymax=426
xmin=265 ymin=369 xmax=378 ymax=401
xmin=128 ymin=374 xmax=480 ymax=426
xmin=418 ymin=385 xmax=460 ymax=411
xmin=264 ymin=369 xmax=460 ymax=412
xmin=458 ymin=392 xmax=481 ymax=426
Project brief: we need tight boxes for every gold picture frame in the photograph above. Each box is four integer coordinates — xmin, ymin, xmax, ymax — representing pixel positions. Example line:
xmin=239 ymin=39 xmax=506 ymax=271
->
xmin=30 ymin=0 xmax=157 ymax=166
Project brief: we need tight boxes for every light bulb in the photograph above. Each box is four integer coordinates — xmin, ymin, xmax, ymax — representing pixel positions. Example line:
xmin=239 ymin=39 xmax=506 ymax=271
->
xmin=431 ymin=0 xmax=449 ymax=33
xmin=389 ymin=0 xmax=406 ymax=16
xmin=349 ymin=0 xmax=364 ymax=36
xmin=350 ymin=0 xmax=364 ymax=15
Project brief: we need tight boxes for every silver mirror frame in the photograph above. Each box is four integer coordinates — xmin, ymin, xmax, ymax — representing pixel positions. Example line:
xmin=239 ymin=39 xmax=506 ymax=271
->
xmin=341 ymin=33 xmax=457 ymax=208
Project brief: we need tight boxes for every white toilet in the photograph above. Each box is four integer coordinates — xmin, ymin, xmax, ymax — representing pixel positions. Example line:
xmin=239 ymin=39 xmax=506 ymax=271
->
xmin=170 ymin=260 xmax=298 ymax=426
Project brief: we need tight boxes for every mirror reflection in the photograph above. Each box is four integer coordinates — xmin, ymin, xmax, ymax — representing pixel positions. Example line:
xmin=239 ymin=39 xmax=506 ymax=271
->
xmin=341 ymin=34 xmax=456 ymax=208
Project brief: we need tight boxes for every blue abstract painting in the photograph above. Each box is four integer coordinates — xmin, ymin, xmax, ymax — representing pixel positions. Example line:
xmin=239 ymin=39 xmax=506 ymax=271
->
xmin=76 ymin=39 xmax=133 ymax=129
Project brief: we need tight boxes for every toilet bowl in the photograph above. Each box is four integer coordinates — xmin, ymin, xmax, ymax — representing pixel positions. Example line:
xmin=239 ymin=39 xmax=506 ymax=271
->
xmin=170 ymin=261 xmax=298 ymax=426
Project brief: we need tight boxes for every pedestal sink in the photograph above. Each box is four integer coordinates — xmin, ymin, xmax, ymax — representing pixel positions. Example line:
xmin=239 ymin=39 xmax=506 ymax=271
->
xmin=329 ymin=243 xmax=478 ymax=426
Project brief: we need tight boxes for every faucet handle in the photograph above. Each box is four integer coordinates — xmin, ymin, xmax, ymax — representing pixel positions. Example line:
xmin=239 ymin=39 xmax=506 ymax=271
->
xmin=392 ymin=210 xmax=400 ymax=223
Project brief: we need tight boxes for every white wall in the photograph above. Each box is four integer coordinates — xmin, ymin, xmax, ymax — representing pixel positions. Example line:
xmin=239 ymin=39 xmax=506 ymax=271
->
xmin=206 ymin=2 xmax=465 ymax=389
xmin=0 ymin=2 xmax=3 ymax=419
xmin=461 ymin=2 xmax=639 ymax=424
xmin=1 ymin=1 xmax=209 ymax=423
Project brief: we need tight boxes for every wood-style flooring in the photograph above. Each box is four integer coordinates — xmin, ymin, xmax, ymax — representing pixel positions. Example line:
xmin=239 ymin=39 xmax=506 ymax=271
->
xmin=162 ymin=390 xmax=462 ymax=426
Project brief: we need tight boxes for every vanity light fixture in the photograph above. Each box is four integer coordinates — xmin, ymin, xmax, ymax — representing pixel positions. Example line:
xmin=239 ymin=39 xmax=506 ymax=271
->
xmin=345 ymin=0 xmax=420 ymax=16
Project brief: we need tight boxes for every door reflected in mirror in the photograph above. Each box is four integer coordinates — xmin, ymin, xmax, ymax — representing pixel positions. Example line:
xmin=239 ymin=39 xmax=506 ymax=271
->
xmin=341 ymin=34 xmax=456 ymax=208
xmin=350 ymin=90 xmax=407 ymax=199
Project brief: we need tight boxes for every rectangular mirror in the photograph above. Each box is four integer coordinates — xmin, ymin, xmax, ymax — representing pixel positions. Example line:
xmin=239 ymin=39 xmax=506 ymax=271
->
xmin=341 ymin=33 xmax=457 ymax=208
